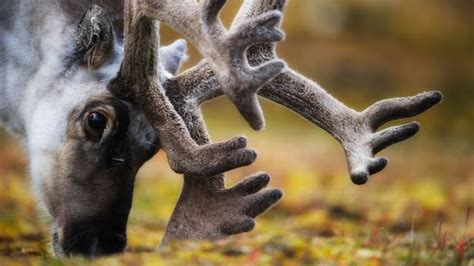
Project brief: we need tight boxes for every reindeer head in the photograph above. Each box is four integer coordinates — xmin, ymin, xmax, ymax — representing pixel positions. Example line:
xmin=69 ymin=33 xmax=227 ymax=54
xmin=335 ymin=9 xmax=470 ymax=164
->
xmin=45 ymin=95 xmax=153 ymax=256
xmin=25 ymin=5 xmax=187 ymax=256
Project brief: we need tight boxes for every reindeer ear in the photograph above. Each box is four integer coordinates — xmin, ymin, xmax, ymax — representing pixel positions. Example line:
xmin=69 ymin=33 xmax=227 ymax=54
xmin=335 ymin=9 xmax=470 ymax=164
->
xmin=75 ymin=5 xmax=114 ymax=69
xmin=160 ymin=39 xmax=188 ymax=75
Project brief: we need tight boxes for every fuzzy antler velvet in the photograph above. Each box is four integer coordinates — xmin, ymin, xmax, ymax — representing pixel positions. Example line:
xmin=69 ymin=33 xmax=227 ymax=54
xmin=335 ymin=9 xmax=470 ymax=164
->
xmin=112 ymin=0 xmax=442 ymax=245
xmin=134 ymin=0 xmax=287 ymax=130
xmin=108 ymin=0 xmax=285 ymax=243
xmin=109 ymin=0 xmax=269 ymax=178
xmin=165 ymin=0 xmax=443 ymax=186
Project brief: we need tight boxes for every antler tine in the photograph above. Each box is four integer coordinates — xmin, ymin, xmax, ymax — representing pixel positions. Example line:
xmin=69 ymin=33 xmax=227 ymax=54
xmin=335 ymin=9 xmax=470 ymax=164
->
xmin=240 ymin=0 xmax=287 ymax=15
xmin=139 ymin=0 xmax=286 ymax=130
xmin=232 ymin=0 xmax=287 ymax=32
xmin=166 ymin=0 xmax=443 ymax=185
xmin=163 ymin=78 xmax=282 ymax=244
xmin=343 ymin=91 xmax=443 ymax=184
xmin=362 ymin=91 xmax=444 ymax=131
xmin=109 ymin=0 xmax=259 ymax=178
xmin=231 ymin=0 xmax=287 ymax=66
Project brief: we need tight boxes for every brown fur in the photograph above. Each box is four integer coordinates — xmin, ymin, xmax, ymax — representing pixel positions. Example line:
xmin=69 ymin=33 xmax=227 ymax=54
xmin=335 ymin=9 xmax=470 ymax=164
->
xmin=45 ymin=95 xmax=150 ymax=255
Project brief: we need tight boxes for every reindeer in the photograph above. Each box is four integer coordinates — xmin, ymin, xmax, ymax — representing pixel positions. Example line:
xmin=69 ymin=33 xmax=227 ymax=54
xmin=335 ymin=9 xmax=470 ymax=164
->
xmin=0 ymin=0 xmax=442 ymax=257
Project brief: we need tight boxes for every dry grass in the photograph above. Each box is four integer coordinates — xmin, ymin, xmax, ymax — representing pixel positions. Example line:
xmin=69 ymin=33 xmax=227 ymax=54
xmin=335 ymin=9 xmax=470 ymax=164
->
xmin=0 ymin=100 xmax=473 ymax=265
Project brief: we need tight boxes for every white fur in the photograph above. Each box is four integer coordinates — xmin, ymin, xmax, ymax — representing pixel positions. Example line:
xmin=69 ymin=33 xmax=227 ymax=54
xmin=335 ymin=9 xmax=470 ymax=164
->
xmin=0 ymin=0 xmax=118 ymax=205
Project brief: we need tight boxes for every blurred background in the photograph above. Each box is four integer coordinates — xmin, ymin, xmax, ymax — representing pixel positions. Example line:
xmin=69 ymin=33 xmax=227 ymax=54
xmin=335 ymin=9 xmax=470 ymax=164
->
xmin=1 ymin=0 xmax=473 ymax=264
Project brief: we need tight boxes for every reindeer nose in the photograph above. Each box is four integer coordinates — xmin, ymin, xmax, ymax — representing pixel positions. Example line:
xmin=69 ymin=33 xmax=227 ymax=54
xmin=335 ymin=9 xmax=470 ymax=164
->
xmin=59 ymin=223 xmax=127 ymax=256
xmin=60 ymin=232 xmax=127 ymax=257
xmin=350 ymin=171 xmax=369 ymax=185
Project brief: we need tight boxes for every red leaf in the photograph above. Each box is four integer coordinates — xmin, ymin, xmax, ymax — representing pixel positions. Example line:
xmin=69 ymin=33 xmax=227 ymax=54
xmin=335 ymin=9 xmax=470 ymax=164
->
xmin=455 ymin=239 xmax=467 ymax=259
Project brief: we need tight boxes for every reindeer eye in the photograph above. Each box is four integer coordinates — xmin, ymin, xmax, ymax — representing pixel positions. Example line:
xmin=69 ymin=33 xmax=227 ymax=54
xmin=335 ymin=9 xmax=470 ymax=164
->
xmin=88 ymin=112 xmax=107 ymax=132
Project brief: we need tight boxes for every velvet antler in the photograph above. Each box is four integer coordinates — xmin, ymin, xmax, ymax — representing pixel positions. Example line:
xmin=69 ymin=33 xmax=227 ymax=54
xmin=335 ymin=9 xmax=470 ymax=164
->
xmin=132 ymin=0 xmax=287 ymax=130
xmin=165 ymin=0 xmax=443 ymax=185
xmin=108 ymin=0 xmax=285 ymax=243
xmin=108 ymin=0 xmax=262 ymax=177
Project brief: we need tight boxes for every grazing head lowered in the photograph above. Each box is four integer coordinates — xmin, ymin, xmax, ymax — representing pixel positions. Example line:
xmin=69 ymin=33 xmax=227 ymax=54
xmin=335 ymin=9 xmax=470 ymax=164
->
xmin=0 ymin=1 xmax=186 ymax=256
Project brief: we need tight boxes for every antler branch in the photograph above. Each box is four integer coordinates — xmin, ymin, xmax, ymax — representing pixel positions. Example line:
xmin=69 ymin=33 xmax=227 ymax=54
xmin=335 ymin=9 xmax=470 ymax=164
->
xmin=138 ymin=0 xmax=286 ymax=130
xmin=162 ymin=87 xmax=282 ymax=244
xmin=166 ymin=0 xmax=443 ymax=185
xmin=106 ymin=0 xmax=284 ymax=243
xmin=108 ymin=1 xmax=257 ymax=177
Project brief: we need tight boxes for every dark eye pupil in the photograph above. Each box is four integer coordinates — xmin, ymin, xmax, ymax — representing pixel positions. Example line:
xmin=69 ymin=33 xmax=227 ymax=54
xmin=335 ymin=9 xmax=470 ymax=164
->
xmin=88 ymin=112 xmax=107 ymax=131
